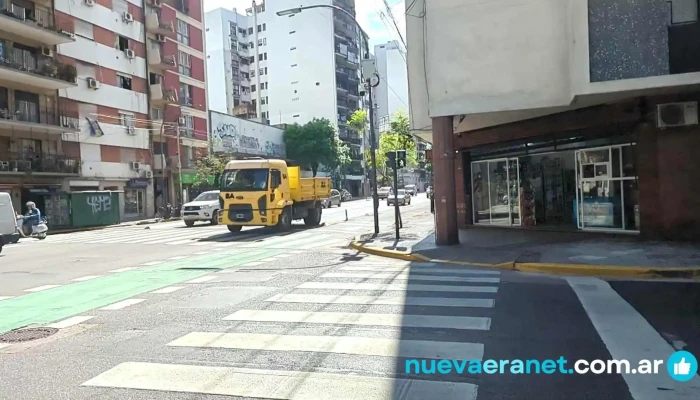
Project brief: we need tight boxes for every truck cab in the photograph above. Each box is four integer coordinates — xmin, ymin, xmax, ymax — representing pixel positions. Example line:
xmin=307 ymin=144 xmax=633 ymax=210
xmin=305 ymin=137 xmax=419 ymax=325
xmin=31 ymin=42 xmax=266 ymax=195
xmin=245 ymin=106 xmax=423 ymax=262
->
xmin=218 ymin=159 xmax=330 ymax=232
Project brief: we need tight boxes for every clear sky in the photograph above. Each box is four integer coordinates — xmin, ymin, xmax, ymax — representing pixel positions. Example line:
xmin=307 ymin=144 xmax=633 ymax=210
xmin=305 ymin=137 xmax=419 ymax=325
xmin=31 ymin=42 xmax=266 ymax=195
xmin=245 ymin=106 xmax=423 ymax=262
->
xmin=202 ymin=0 xmax=406 ymax=51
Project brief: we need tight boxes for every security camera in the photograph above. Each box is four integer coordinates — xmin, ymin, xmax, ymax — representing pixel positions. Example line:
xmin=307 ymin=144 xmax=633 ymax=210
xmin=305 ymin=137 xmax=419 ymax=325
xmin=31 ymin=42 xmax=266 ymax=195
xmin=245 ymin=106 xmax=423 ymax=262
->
xmin=359 ymin=89 xmax=366 ymax=97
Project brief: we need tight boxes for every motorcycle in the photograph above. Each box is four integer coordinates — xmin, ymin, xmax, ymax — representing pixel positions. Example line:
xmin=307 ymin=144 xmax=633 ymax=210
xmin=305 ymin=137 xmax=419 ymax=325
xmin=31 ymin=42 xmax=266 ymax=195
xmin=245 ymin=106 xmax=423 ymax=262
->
xmin=16 ymin=215 xmax=49 ymax=240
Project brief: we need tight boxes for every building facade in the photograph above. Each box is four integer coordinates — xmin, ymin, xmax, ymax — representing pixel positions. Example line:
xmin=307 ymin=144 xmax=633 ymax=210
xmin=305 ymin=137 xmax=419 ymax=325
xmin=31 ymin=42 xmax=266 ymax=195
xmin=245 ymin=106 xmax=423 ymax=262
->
xmin=145 ymin=0 xmax=208 ymax=207
xmin=407 ymin=0 xmax=700 ymax=243
xmin=373 ymin=40 xmax=408 ymax=130
xmin=0 ymin=0 xmax=81 ymax=226
xmin=205 ymin=0 xmax=368 ymax=197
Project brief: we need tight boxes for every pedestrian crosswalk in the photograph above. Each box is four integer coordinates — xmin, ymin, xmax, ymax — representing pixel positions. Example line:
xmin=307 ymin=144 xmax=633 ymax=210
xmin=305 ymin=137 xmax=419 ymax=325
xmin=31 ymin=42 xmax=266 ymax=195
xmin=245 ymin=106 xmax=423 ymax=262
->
xmin=17 ymin=225 xmax=349 ymax=250
xmin=81 ymin=259 xmax=500 ymax=399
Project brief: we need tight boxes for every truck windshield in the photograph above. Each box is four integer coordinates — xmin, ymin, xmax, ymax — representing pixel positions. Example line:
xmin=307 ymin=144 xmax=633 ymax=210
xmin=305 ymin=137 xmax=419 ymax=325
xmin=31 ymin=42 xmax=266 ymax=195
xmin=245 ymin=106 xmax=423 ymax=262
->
xmin=220 ymin=169 xmax=269 ymax=191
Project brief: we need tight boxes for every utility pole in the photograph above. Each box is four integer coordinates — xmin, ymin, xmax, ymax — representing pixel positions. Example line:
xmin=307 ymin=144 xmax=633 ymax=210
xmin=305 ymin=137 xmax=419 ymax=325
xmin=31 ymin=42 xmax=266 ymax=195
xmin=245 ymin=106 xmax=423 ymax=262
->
xmin=252 ymin=0 xmax=263 ymax=123
xmin=367 ymin=81 xmax=379 ymax=235
xmin=176 ymin=124 xmax=183 ymax=206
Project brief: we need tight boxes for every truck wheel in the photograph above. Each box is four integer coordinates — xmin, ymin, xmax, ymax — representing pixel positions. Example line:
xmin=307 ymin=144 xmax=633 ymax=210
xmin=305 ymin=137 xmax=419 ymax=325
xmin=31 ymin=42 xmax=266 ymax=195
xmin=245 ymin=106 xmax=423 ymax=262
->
xmin=227 ymin=225 xmax=242 ymax=233
xmin=185 ymin=220 xmax=195 ymax=227
xmin=304 ymin=205 xmax=322 ymax=226
xmin=276 ymin=207 xmax=292 ymax=231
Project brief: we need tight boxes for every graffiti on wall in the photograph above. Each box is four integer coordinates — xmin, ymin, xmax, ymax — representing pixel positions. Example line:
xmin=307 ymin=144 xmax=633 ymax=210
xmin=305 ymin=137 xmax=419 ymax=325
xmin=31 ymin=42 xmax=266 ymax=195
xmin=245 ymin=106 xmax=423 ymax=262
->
xmin=210 ymin=113 xmax=286 ymax=158
xmin=87 ymin=194 xmax=111 ymax=214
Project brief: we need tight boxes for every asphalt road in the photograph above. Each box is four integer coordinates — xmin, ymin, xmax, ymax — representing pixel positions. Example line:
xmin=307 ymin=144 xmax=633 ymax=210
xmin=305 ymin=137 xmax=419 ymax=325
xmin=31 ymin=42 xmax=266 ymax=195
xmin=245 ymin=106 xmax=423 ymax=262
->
xmin=1 ymin=196 xmax=699 ymax=399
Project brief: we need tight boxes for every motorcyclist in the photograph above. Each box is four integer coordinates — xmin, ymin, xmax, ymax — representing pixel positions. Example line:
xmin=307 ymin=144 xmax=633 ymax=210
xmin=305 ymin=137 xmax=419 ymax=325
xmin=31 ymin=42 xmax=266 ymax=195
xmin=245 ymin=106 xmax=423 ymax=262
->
xmin=23 ymin=201 xmax=41 ymax=235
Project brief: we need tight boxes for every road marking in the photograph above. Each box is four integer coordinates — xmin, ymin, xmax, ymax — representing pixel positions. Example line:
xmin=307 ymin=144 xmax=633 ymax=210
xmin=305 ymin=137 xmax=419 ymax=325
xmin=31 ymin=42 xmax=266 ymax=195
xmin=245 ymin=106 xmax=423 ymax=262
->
xmin=340 ymin=266 xmax=500 ymax=275
xmin=166 ymin=239 xmax=197 ymax=245
xmin=47 ymin=316 xmax=96 ymax=329
xmin=151 ymin=286 xmax=185 ymax=294
xmin=264 ymin=294 xmax=495 ymax=308
xmin=24 ymin=285 xmax=61 ymax=292
xmin=321 ymin=272 xmax=501 ymax=283
xmin=0 ymin=296 xmax=14 ymax=301
xmin=187 ymin=242 xmax=210 ymax=246
xmin=168 ymin=332 xmax=484 ymax=360
xmin=71 ymin=275 xmax=101 ymax=282
xmin=260 ymin=257 xmax=280 ymax=262
xmin=82 ymin=362 xmax=478 ymax=399
xmin=185 ymin=276 xmax=217 ymax=284
xmin=568 ymin=278 xmax=693 ymax=400
xmin=168 ymin=256 xmax=189 ymax=260
xmin=297 ymin=282 xmax=498 ymax=293
xmin=100 ymin=299 xmax=146 ymax=311
xmin=212 ymin=242 xmax=235 ymax=248
xmin=0 ymin=343 xmax=10 ymax=350
xmin=109 ymin=267 xmax=139 ymax=273
xmin=223 ymin=310 xmax=491 ymax=330
xmin=141 ymin=261 xmax=165 ymax=266
xmin=192 ymin=251 xmax=210 ymax=255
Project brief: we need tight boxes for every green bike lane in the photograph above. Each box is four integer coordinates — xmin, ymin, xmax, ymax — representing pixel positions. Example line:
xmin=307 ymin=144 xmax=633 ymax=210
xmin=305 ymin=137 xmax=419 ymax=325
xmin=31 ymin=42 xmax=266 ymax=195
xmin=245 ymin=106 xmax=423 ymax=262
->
xmin=0 ymin=247 xmax=289 ymax=335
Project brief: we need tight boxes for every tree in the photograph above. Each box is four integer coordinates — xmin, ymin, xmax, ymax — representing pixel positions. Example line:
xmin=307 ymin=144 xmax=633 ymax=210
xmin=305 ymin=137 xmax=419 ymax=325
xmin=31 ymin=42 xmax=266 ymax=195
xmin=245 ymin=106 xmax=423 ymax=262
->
xmin=284 ymin=118 xmax=343 ymax=176
xmin=347 ymin=109 xmax=368 ymax=134
xmin=364 ymin=111 xmax=418 ymax=185
xmin=193 ymin=144 xmax=229 ymax=189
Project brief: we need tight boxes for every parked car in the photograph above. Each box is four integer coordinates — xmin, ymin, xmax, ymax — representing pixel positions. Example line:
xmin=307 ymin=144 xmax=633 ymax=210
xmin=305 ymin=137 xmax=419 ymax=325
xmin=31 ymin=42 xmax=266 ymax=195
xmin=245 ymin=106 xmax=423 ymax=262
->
xmin=377 ymin=186 xmax=393 ymax=199
xmin=340 ymin=189 xmax=352 ymax=201
xmin=321 ymin=189 xmax=342 ymax=208
xmin=181 ymin=190 xmax=221 ymax=227
xmin=387 ymin=189 xmax=411 ymax=206
xmin=404 ymin=184 xmax=417 ymax=196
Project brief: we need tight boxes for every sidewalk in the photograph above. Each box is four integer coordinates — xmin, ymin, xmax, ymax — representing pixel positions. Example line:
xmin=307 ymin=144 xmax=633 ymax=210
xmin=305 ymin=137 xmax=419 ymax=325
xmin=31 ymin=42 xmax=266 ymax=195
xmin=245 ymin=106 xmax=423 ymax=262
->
xmin=350 ymin=216 xmax=700 ymax=279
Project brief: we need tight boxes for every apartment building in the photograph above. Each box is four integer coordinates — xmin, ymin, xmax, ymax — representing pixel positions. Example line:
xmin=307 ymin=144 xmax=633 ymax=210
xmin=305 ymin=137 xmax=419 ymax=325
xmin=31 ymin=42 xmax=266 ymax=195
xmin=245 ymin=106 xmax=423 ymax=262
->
xmin=145 ymin=0 xmax=208 ymax=206
xmin=205 ymin=0 xmax=368 ymax=197
xmin=373 ymin=40 xmax=408 ymax=134
xmin=408 ymin=0 xmax=700 ymax=243
xmin=0 ymin=0 xmax=80 ymax=225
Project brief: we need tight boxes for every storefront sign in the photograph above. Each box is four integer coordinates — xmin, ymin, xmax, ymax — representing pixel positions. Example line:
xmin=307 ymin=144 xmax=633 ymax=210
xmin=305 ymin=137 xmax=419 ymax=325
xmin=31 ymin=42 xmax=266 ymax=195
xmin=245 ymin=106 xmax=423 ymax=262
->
xmin=126 ymin=178 xmax=149 ymax=189
xmin=179 ymin=173 xmax=215 ymax=185
xmin=210 ymin=111 xmax=286 ymax=158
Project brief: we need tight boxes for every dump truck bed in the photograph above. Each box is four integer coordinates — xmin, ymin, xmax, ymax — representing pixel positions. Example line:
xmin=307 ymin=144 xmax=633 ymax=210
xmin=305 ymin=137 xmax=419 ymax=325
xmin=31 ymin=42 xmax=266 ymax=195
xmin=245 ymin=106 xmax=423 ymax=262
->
xmin=287 ymin=166 xmax=331 ymax=202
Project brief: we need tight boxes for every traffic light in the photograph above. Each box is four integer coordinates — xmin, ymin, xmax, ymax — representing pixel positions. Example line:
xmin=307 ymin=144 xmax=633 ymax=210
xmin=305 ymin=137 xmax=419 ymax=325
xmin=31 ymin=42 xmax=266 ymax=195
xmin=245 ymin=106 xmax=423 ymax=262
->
xmin=396 ymin=150 xmax=407 ymax=169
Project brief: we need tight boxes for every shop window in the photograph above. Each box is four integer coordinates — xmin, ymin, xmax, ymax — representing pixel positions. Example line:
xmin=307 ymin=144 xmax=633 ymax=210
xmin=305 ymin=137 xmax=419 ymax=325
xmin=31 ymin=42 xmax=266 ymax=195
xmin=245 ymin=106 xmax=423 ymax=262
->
xmin=124 ymin=189 xmax=145 ymax=215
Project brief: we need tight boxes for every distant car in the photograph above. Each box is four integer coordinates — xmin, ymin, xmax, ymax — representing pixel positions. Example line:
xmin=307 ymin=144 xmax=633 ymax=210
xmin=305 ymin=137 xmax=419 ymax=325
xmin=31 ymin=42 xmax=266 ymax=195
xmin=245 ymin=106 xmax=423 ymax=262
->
xmin=321 ymin=189 xmax=342 ymax=208
xmin=377 ymin=186 xmax=393 ymax=199
xmin=387 ymin=189 xmax=411 ymax=206
xmin=181 ymin=190 xmax=221 ymax=227
xmin=340 ymin=189 xmax=352 ymax=201
xmin=404 ymin=185 xmax=417 ymax=196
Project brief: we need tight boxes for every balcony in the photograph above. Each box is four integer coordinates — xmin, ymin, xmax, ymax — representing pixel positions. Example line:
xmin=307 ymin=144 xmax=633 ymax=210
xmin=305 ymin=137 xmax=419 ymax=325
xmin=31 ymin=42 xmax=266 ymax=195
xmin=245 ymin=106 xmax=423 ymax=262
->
xmin=350 ymin=152 xmax=363 ymax=161
xmin=150 ymin=83 xmax=178 ymax=105
xmin=0 ymin=0 xmax=75 ymax=45
xmin=147 ymin=45 xmax=176 ymax=70
xmin=0 ymin=101 xmax=79 ymax=134
xmin=0 ymin=152 xmax=80 ymax=175
xmin=179 ymin=95 xmax=193 ymax=108
xmin=332 ymin=0 xmax=355 ymax=16
xmin=334 ymin=48 xmax=359 ymax=68
xmin=146 ymin=12 xmax=174 ymax=35
xmin=0 ymin=49 xmax=77 ymax=91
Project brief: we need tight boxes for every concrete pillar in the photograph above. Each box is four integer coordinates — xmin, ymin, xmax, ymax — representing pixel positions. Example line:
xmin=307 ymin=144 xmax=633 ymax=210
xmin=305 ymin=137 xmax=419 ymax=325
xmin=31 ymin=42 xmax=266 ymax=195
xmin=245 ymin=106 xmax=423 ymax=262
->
xmin=454 ymin=150 xmax=468 ymax=229
xmin=432 ymin=116 xmax=459 ymax=245
xmin=635 ymin=122 xmax=661 ymax=239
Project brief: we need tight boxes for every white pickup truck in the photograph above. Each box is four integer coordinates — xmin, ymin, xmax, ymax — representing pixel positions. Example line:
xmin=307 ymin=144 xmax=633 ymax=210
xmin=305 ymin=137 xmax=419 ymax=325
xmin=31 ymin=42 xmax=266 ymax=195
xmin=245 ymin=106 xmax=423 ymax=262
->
xmin=181 ymin=190 xmax=221 ymax=227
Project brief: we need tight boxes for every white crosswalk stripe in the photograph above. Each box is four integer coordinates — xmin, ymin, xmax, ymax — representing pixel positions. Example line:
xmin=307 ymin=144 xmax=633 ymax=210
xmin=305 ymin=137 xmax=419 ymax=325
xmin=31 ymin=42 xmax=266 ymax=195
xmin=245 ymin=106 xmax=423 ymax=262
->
xmin=82 ymin=261 xmax=498 ymax=399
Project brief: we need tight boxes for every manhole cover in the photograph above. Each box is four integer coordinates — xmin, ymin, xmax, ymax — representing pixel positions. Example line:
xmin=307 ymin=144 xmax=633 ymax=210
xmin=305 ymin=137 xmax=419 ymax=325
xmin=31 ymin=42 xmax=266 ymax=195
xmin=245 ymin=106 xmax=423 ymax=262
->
xmin=0 ymin=327 xmax=58 ymax=343
xmin=516 ymin=251 xmax=542 ymax=263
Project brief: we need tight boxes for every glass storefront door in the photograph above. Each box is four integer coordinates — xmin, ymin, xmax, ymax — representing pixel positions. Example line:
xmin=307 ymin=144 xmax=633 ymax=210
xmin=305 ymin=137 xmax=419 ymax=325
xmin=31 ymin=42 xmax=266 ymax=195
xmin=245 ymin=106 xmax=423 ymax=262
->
xmin=575 ymin=144 xmax=639 ymax=232
xmin=471 ymin=158 xmax=520 ymax=226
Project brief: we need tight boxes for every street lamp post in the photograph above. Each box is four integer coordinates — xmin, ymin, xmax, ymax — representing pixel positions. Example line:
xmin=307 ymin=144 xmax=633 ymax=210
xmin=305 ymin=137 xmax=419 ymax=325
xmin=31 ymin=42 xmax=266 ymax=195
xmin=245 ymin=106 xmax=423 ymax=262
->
xmin=277 ymin=5 xmax=380 ymax=235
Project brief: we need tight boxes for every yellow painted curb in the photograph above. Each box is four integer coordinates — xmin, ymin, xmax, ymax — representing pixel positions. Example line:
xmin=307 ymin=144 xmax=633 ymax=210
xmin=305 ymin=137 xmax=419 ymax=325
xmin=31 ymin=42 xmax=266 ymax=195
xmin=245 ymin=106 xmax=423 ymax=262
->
xmin=349 ymin=241 xmax=700 ymax=279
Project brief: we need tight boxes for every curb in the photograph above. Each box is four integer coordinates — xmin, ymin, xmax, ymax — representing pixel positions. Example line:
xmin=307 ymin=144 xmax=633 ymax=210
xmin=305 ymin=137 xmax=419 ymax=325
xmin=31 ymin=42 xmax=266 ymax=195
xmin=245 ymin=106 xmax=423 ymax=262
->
xmin=348 ymin=241 xmax=700 ymax=279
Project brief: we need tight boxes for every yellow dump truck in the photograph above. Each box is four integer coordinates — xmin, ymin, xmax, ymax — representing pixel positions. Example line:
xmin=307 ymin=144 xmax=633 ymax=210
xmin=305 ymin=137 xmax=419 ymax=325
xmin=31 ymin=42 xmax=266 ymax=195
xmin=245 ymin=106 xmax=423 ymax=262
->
xmin=218 ymin=158 xmax=331 ymax=232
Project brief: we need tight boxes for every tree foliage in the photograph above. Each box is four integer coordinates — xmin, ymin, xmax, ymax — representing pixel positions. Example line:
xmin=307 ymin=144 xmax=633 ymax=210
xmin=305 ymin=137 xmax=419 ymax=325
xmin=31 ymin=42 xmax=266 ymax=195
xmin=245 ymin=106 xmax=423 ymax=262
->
xmin=283 ymin=118 xmax=345 ymax=176
xmin=364 ymin=111 xmax=418 ymax=185
xmin=347 ymin=109 xmax=368 ymax=134
xmin=193 ymin=147 xmax=230 ymax=189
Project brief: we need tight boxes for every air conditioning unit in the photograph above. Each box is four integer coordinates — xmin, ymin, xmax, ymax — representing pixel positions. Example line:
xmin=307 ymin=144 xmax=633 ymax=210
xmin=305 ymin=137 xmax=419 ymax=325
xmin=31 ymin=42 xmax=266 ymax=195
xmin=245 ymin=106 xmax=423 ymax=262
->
xmin=124 ymin=49 xmax=135 ymax=59
xmin=126 ymin=126 xmax=136 ymax=135
xmin=155 ymin=34 xmax=166 ymax=43
xmin=122 ymin=12 xmax=134 ymax=23
xmin=41 ymin=47 xmax=53 ymax=57
xmin=131 ymin=161 xmax=141 ymax=170
xmin=86 ymin=77 xmax=100 ymax=89
xmin=177 ymin=117 xmax=186 ymax=125
xmin=657 ymin=102 xmax=699 ymax=128
xmin=84 ymin=0 xmax=95 ymax=6
xmin=144 ymin=170 xmax=153 ymax=178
